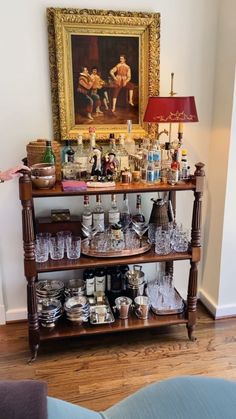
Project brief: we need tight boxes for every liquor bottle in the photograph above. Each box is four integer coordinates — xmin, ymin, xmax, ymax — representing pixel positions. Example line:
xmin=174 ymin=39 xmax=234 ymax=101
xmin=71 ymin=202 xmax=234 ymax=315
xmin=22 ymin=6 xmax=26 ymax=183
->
xmin=132 ymin=194 xmax=145 ymax=223
xmin=95 ymin=267 xmax=106 ymax=293
xmin=118 ymin=134 xmax=129 ymax=171
xmin=92 ymin=195 xmax=105 ymax=232
xmin=82 ymin=195 xmax=92 ymax=227
xmin=146 ymin=150 xmax=155 ymax=184
xmin=180 ymin=149 xmax=189 ymax=180
xmin=108 ymin=194 xmax=120 ymax=225
xmin=125 ymin=120 xmax=136 ymax=155
xmin=120 ymin=193 xmax=131 ymax=230
xmin=152 ymin=140 xmax=161 ymax=183
xmin=161 ymin=142 xmax=172 ymax=170
xmin=171 ymin=150 xmax=180 ymax=183
xmin=74 ymin=134 xmax=88 ymax=179
xmin=61 ymin=140 xmax=76 ymax=180
xmin=83 ymin=269 xmax=95 ymax=296
xmin=61 ymin=140 xmax=70 ymax=164
xmin=42 ymin=140 xmax=56 ymax=164
xmin=65 ymin=141 xmax=75 ymax=163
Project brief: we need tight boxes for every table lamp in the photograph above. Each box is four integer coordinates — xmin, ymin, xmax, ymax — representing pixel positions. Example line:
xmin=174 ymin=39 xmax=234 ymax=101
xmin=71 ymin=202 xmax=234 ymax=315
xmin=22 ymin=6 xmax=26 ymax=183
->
xmin=143 ymin=72 xmax=198 ymax=144
xmin=143 ymin=95 xmax=198 ymax=143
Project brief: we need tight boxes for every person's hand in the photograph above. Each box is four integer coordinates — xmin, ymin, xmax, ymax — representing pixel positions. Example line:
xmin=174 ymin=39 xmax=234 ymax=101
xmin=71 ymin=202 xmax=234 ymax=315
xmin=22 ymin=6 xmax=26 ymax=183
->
xmin=0 ymin=164 xmax=30 ymax=182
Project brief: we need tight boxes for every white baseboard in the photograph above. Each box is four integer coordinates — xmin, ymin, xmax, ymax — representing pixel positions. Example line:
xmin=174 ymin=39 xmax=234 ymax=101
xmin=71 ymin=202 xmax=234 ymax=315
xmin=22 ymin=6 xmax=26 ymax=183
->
xmin=0 ymin=304 xmax=6 ymax=325
xmin=199 ymin=288 xmax=236 ymax=318
xmin=5 ymin=308 xmax=27 ymax=322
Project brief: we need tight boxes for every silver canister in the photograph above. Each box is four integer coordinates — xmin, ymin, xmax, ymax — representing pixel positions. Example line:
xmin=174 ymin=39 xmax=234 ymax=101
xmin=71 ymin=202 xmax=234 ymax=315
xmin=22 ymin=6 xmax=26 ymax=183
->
xmin=125 ymin=265 xmax=145 ymax=300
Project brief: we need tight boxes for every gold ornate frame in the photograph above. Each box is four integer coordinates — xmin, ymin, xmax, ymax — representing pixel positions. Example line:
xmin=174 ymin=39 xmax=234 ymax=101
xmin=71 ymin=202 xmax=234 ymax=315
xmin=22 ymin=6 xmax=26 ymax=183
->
xmin=47 ymin=8 xmax=160 ymax=140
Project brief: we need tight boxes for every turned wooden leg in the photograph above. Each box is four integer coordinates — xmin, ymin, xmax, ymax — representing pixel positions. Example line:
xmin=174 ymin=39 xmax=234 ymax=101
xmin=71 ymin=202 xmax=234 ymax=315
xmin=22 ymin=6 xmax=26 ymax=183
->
xmin=19 ymin=170 xmax=40 ymax=362
xmin=186 ymin=261 xmax=198 ymax=341
xmin=27 ymin=282 xmax=40 ymax=363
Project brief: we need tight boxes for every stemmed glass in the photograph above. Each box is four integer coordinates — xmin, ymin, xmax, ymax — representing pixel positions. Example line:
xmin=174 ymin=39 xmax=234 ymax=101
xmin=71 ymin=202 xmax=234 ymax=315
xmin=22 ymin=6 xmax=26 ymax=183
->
xmin=81 ymin=224 xmax=100 ymax=248
xmin=132 ymin=221 xmax=149 ymax=247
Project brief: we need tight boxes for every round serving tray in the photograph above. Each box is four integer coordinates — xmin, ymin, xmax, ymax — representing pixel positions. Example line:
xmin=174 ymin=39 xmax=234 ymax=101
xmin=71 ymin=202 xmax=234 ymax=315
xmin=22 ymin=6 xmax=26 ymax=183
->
xmin=81 ymin=241 xmax=151 ymax=258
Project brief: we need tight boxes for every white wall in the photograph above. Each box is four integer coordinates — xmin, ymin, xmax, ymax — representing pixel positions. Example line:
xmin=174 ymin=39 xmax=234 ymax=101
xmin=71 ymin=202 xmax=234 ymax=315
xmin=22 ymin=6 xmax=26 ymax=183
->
xmin=200 ymin=0 xmax=236 ymax=317
xmin=0 ymin=0 xmax=219 ymax=321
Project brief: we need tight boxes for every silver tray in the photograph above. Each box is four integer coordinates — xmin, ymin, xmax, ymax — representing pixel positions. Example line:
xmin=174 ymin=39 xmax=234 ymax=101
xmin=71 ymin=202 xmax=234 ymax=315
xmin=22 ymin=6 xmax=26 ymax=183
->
xmin=151 ymin=300 xmax=185 ymax=315
xmin=82 ymin=241 xmax=151 ymax=258
xmin=90 ymin=303 xmax=115 ymax=325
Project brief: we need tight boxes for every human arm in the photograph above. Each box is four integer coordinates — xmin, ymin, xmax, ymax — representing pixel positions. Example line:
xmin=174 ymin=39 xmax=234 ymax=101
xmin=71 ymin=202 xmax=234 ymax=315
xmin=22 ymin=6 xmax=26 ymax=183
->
xmin=0 ymin=164 xmax=30 ymax=182
xmin=110 ymin=65 xmax=118 ymax=81
xmin=123 ymin=65 xmax=131 ymax=86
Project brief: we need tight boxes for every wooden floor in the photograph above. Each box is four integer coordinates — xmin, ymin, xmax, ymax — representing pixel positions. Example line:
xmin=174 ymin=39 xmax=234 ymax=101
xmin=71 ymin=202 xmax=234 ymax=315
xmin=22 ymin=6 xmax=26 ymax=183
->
xmin=1 ymin=303 xmax=236 ymax=411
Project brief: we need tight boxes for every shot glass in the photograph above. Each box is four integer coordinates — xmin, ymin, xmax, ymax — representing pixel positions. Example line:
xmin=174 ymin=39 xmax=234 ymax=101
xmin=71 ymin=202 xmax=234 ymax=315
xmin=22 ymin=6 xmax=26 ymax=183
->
xmin=49 ymin=236 xmax=64 ymax=260
xmin=66 ymin=235 xmax=81 ymax=260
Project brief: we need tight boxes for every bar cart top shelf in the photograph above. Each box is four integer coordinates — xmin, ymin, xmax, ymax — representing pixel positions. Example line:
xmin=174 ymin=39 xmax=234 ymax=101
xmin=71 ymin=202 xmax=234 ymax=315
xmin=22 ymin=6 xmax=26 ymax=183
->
xmin=31 ymin=180 xmax=197 ymax=198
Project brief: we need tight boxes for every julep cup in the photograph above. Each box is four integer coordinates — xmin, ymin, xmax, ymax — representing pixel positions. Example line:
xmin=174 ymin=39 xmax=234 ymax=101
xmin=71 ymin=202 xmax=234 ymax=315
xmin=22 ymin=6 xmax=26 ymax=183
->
xmin=134 ymin=296 xmax=149 ymax=319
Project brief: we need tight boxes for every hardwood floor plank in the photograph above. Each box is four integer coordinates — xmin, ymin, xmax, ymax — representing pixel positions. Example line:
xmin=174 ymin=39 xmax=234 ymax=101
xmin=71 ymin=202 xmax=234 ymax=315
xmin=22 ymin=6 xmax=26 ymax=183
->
xmin=1 ymin=303 xmax=236 ymax=411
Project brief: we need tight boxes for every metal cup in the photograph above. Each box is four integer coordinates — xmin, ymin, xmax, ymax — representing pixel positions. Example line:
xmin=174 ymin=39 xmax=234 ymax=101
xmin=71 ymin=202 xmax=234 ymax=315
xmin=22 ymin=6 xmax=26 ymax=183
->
xmin=114 ymin=296 xmax=132 ymax=319
xmin=134 ymin=295 xmax=149 ymax=319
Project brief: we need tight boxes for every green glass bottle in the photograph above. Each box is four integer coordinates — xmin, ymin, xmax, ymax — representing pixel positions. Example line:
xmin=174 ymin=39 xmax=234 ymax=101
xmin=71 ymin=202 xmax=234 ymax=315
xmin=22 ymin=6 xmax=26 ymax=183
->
xmin=42 ymin=141 xmax=56 ymax=164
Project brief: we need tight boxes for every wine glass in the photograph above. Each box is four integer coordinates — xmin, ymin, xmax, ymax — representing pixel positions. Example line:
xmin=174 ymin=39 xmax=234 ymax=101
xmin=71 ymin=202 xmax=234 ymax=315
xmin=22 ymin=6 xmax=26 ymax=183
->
xmin=81 ymin=224 xmax=100 ymax=248
xmin=131 ymin=221 xmax=149 ymax=247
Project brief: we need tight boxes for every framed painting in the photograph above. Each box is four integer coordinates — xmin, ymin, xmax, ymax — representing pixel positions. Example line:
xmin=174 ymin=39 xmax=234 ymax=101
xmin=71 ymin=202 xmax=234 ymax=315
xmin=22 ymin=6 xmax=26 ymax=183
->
xmin=47 ymin=8 xmax=160 ymax=140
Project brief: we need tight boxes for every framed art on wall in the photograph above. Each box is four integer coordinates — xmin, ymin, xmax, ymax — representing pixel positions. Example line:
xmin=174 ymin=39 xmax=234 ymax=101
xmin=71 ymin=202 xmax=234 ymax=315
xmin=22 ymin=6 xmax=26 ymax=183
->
xmin=47 ymin=8 xmax=160 ymax=140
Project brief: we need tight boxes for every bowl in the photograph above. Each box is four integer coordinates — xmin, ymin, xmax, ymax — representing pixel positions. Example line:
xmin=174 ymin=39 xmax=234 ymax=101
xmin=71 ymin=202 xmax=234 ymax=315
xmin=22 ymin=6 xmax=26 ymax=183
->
xmin=30 ymin=163 xmax=55 ymax=177
xmin=31 ymin=175 xmax=56 ymax=189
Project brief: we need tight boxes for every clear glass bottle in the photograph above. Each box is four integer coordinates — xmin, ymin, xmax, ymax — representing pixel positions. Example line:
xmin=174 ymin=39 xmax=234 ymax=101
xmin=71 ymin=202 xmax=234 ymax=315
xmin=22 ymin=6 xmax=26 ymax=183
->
xmin=132 ymin=194 xmax=145 ymax=223
xmin=124 ymin=120 xmax=136 ymax=155
xmin=120 ymin=193 xmax=131 ymax=230
xmin=92 ymin=195 xmax=105 ymax=232
xmin=61 ymin=140 xmax=70 ymax=164
xmin=65 ymin=141 xmax=75 ymax=163
xmin=180 ymin=149 xmax=189 ymax=180
xmin=74 ymin=134 xmax=88 ymax=179
xmin=146 ymin=150 xmax=155 ymax=184
xmin=118 ymin=134 xmax=129 ymax=171
xmin=42 ymin=140 xmax=56 ymax=164
xmin=82 ymin=195 xmax=92 ymax=227
xmin=108 ymin=194 xmax=120 ymax=225
xmin=152 ymin=140 xmax=161 ymax=183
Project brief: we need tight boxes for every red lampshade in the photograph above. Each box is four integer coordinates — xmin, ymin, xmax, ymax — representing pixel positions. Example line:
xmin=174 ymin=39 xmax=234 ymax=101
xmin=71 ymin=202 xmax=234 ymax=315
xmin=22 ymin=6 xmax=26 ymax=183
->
xmin=143 ymin=96 xmax=199 ymax=123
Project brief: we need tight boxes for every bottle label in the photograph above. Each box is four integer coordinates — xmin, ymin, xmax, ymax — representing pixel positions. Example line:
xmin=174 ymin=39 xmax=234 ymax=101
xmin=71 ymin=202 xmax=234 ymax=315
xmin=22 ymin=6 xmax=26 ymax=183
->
xmin=154 ymin=168 xmax=160 ymax=181
xmin=82 ymin=214 xmax=92 ymax=227
xmin=93 ymin=213 xmax=105 ymax=231
xmin=86 ymin=278 xmax=95 ymax=295
xmin=75 ymin=156 xmax=88 ymax=170
xmin=95 ymin=276 xmax=106 ymax=292
xmin=146 ymin=169 xmax=155 ymax=183
xmin=108 ymin=212 xmax=120 ymax=224
xmin=120 ymin=156 xmax=129 ymax=171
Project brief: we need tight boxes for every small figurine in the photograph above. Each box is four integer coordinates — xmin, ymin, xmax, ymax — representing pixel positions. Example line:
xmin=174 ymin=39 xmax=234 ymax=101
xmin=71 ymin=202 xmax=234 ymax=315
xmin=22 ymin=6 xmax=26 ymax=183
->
xmin=103 ymin=153 xmax=119 ymax=177
xmin=91 ymin=147 xmax=102 ymax=177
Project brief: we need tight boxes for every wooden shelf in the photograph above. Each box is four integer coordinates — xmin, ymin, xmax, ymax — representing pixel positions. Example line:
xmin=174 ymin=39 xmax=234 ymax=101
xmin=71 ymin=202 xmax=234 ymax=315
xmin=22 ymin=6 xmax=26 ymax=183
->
xmin=39 ymin=309 xmax=187 ymax=341
xmin=36 ymin=247 xmax=192 ymax=273
xmin=32 ymin=180 xmax=196 ymax=198
xmin=19 ymin=163 xmax=205 ymax=359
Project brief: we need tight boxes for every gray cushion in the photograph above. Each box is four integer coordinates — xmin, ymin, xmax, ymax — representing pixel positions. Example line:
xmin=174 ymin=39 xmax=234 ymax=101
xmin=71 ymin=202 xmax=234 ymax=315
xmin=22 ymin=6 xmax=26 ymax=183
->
xmin=103 ymin=376 xmax=236 ymax=419
xmin=47 ymin=376 xmax=236 ymax=419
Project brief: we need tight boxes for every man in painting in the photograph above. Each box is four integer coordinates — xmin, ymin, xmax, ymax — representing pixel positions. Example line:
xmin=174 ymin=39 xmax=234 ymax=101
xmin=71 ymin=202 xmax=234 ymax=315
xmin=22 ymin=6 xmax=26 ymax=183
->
xmin=77 ymin=66 xmax=103 ymax=120
xmin=90 ymin=67 xmax=109 ymax=111
xmin=109 ymin=54 xmax=134 ymax=113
